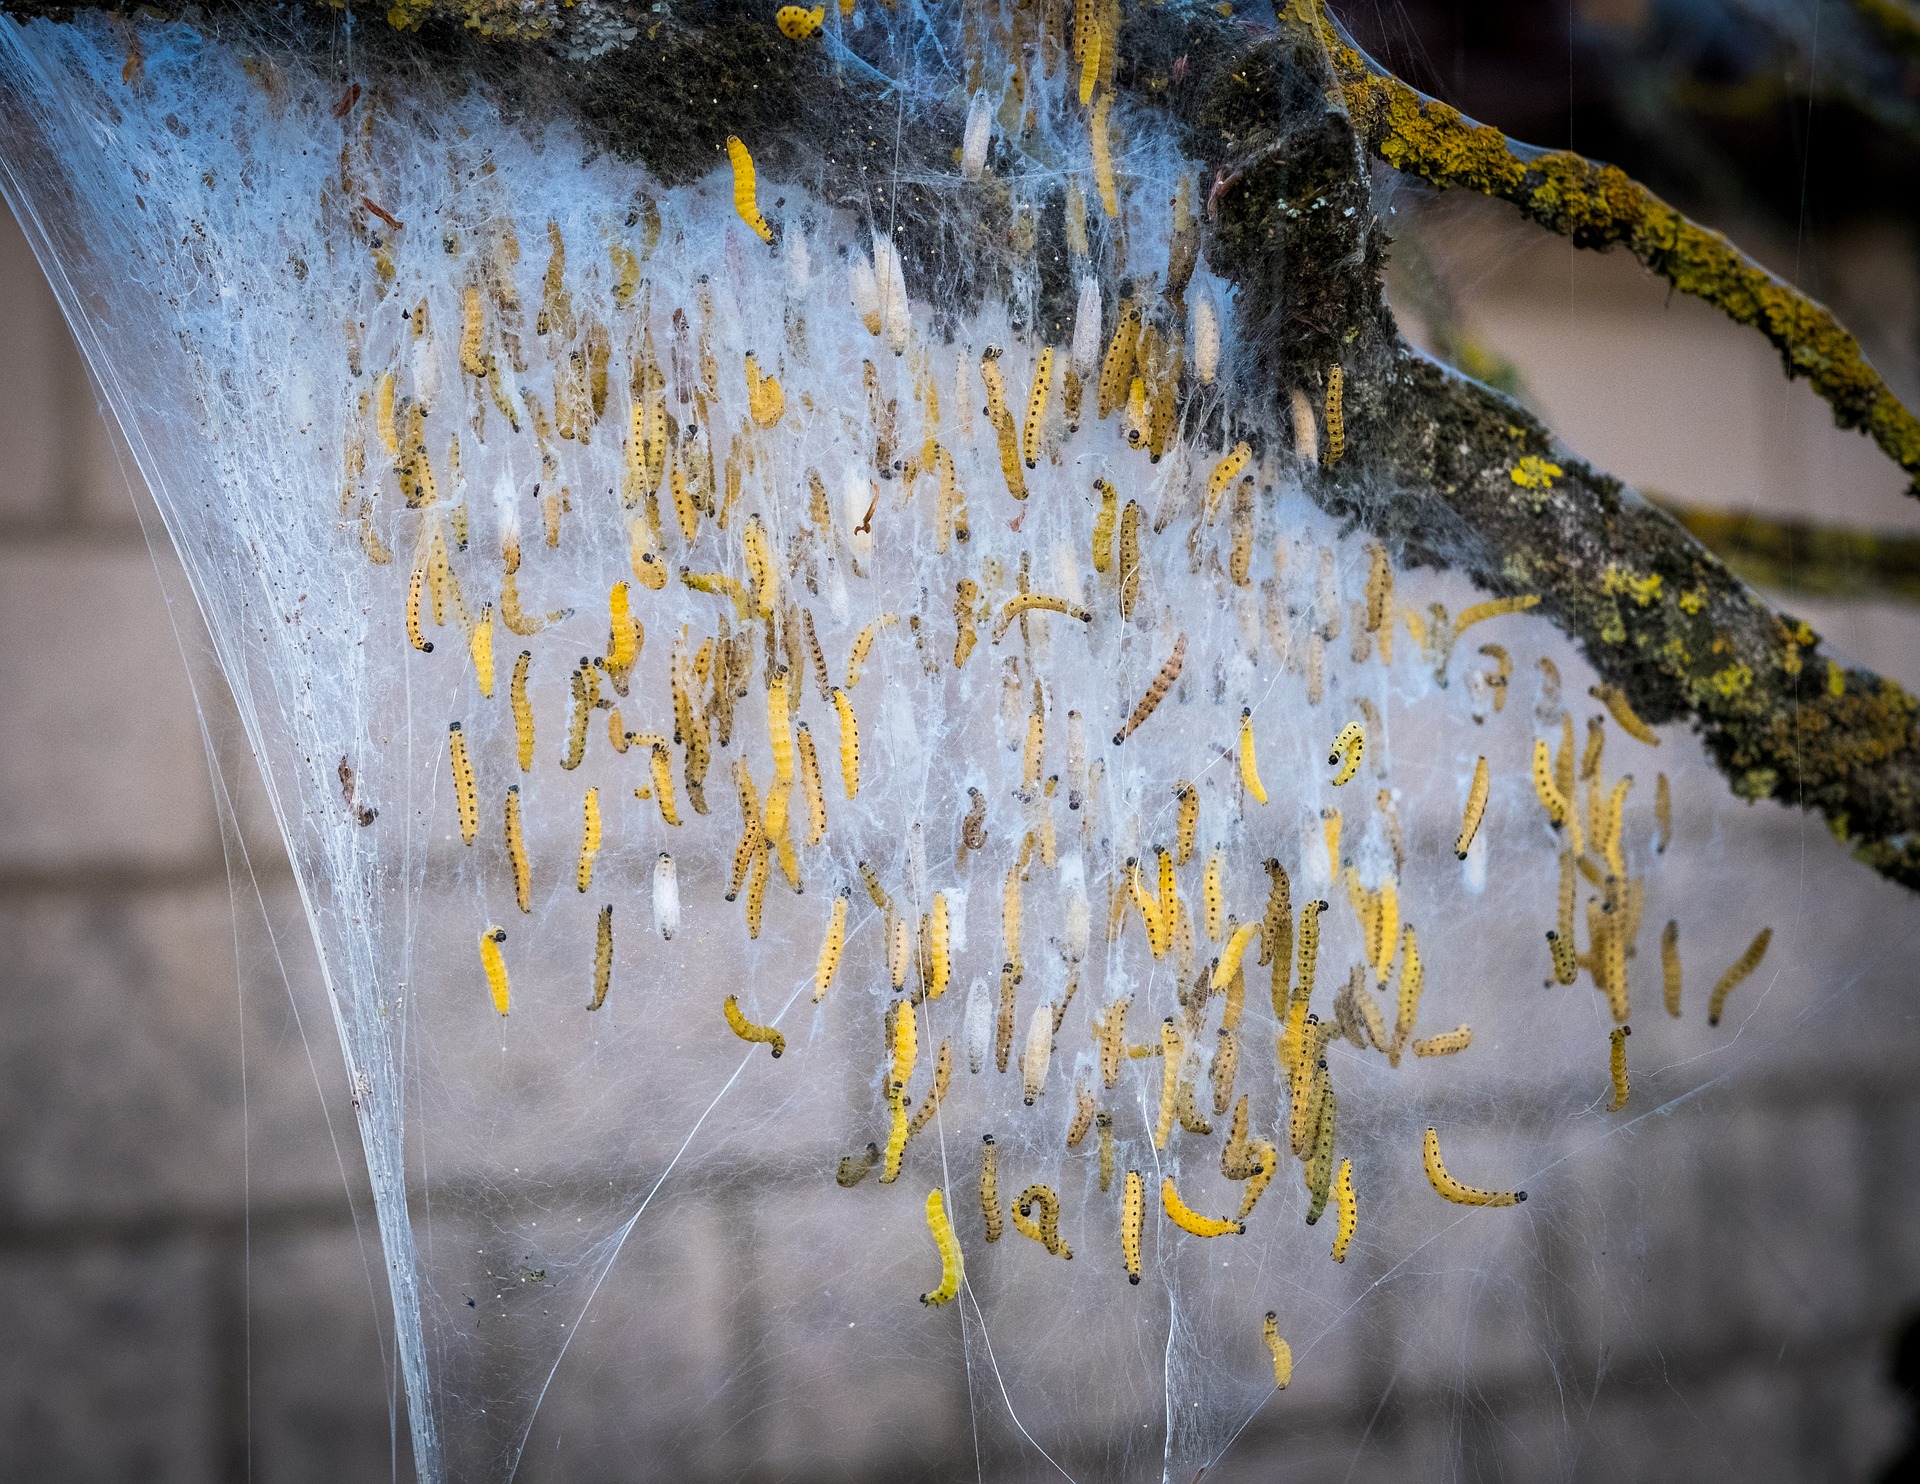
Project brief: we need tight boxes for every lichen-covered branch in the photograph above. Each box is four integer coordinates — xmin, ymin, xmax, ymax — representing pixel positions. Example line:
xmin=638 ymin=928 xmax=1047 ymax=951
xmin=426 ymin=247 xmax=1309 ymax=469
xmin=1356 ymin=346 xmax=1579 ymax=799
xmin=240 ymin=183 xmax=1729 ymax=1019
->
xmin=1311 ymin=6 xmax=1920 ymax=499
xmin=1148 ymin=1 xmax=1920 ymax=890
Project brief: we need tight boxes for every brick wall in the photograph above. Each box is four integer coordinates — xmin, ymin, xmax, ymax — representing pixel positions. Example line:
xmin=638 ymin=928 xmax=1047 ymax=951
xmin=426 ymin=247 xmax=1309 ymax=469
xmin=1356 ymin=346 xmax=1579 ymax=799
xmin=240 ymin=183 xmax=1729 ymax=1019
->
xmin=3 ymin=195 xmax=1920 ymax=1482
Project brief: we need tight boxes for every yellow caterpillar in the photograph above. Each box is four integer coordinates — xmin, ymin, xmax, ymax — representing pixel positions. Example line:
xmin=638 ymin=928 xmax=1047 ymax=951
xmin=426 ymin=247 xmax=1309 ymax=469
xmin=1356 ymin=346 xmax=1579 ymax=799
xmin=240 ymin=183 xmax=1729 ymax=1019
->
xmin=1174 ymin=782 xmax=1199 ymax=865
xmin=1263 ymin=1313 xmax=1292 ymax=1389
xmin=1532 ymin=737 xmax=1568 ymax=826
xmin=1607 ymin=1025 xmax=1631 ymax=1111
xmin=1012 ymin=1184 xmax=1072 ymax=1259
xmin=448 ymin=722 xmax=478 ymax=846
xmin=1331 ymin=1159 xmax=1356 ymax=1262
xmin=587 ymin=904 xmax=613 ymax=1012
xmin=479 ymin=926 xmax=510 ymax=1016
xmin=1591 ymin=682 xmax=1660 ymax=746
xmin=1090 ymin=92 xmax=1119 ymax=217
xmin=831 ymin=686 xmax=860 ymax=797
xmin=1202 ymin=852 xmax=1225 ymax=944
xmin=724 ymin=994 xmax=786 ymax=1058
xmin=1706 ymin=928 xmax=1772 ymax=1027
xmin=1328 ymin=721 xmax=1363 ymax=786
xmin=1121 ymin=1170 xmax=1145 ymax=1283
xmin=1455 ymin=756 xmax=1489 ymax=860
xmin=980 ymin=1134 xmax=1004 ymax=1243
xmin=919 ymin=1189 xmax=964 ymax=1306
xmin=813 ymin=890 xmax=849 ymax=1002
xmin=1422 ymin=1126 xmax=1525 ymax=1207
xmin=1323 ymin=366 xmax=1345 ymax=466
xmin=576 ymin=786 xmax=602 ymax=892
xmin=1547 ymin=929 xmax=1578 ymax=986
xmin=1160 ymin=1176 xmax=1244 ymax=1237
xmin=468 ymin=604 xmax=495 ymax=697
xmin=725 ymin=135 xmax=775 ymax=244
xmin=1205 ymin=442 xmax=1253 ymax=519
xmin=1412 ymin=1025 xmax=1472 ymax=1057
xmin=1212 ymin=919 xmax=1262 ymax=992
xmin=1454 ymin=594 xmax=1540 ymax=635
xmin=1022 ymin=348 xmax=1053 ymax=469
xmin=1238 ymin=708 xmax=1268 ymax=804
xmin=1153 ymin=1017 xmax=1182 ymax=1149
xmin=504 ymin=786 xmax=531 ymax=913
xmin=992 ymin=592 xmax=1093 ymax=642
xmin=880 ymin=1082 xmax=909 ymax=1182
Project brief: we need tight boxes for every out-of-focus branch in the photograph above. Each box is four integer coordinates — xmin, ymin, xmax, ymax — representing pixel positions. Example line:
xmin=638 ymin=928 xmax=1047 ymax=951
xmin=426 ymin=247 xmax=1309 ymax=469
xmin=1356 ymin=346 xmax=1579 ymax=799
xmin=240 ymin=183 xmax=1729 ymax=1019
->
xmin=1850 ymin=0 xmax=1920 ymax=58
xmin=1313 ymin=6 xmax=1920 ymax=499
xmin=1650 ymin=498 xmax=1920 ymax=605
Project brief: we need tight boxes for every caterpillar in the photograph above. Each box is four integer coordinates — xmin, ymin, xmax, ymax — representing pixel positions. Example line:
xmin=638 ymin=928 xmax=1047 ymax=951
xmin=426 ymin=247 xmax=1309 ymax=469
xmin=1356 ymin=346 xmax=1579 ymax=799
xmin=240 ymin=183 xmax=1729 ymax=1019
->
xmin=796 ymin=722 xmax=828 ymax=846
xmin=1095 ymin=996 xmax=1129 ymax=1088
xmin=405 ymin=560 xmax=435 ymax=655
xmin=1077 ymin=11 xmax=1102 ymax=104
xmin=1532 ymin=738 xmax=1569 ymax=826
xmin=1607 ymin=1025 xmax=1631 ymax=1111
xmin=1212 ymin=919 xmax=1262 ymax=992
xmin=1096 ymin=1112 xmax=1115 ymax=1192
xmin=1202 ymin=852 xmax=1225 ymax=944
xmin=887 ymin=917 xmax=913 ymax=995
xmin=1090 ymin=91 xmax=1119 ymax=217
xmin=1601 ymin=775 xmax=1633 ymax=878
xmin=1091 ymin=478 xmax=1119 ymax=576
xmin=1002 ymin=863 xmax=1025 ymax=980
xmin=836 ymin=1143 xmax=880 ymax=1188
xmin=1121 ymin=1170 xmax=1145 ymax=1282
xmin=1422 ymin=1126 xmax=1525 ymax=1207
xmin=1097 ymin=302 xmax=1142 ymax=420
xmin=830 ymin=687 xmax=861 ymax=797
xmin=845 ymin=616 xmax=887 ymax=689
xmin=1323 ymin=366 xmax=1345 ymax=466
xmin=992 ymin=592 xmax=1093 ymax=642
xmin=1161 ymin=1176 xmax=1244 ymax=1238
xmin=653 ymin=852 xmax=679 ymax=941
xmin=1304 ymin=1089 xmax=1337 ymax=1225
xmin=1591 ymin=683 xmax=1660 ymax=746
xmin=890 ymin=990 xmax=919 ymax=1090
xmin=880 ymin=1083 xmax=909 ymax=1182
xmin=1022 ymin=348 xmax=1053 ymax=469
xmin=1661 ymin=919 xmax=1681 ymax=1016
xmin=1116 ymin=499 xmax=1144 ymax=619
xmin=1412 ymin=1025 xmax=1473 ymax=1057
xmin=1707 ymin=928 xmax=1772 ymax=1026
xmin=576 ymin=787 xmax=602 ymax=893
xmin=927 ymin=893 xmax=951 ymax=1001
xmin=724 ymin=135 xmax=775 ymax=244
xmin=1154 ymin=1018 xmax=1182 ymax=1149
xmin=1331 ymin=1158 xmax=1357 ymax=1262
xmin=1263 ymin=1314 xmax=1293 ymax=1389
xmin=1454 ymin=594 xmax=1541 ymax=635
xmin=919 ymin=1189 xmax=964 ymax=1306
xmin=504 ymin=786 xmax=531 ymax=913
xmin=479 ymin=926 xmax=510 ymax=1016
xmin=587 ymin=904 xmax=614 ymax=1012
xmin=908 ymin=1040 xmax=952 ymax=1137
xmin=1547 ymin=929 xmax=1578 ymax=986
xmin=807 ymin=891 xmax=850 ymax=1004
xmin=1205 ymin=442 xmax=1253 ymax=520
xmin=1455 ymin=756 xmax=1490 ymax=859
xmin=980 ymin=1134 xmax=1003 ymax=1242
xmin=448 ymin=723 xmax=478 ymax=846
xmin=1295 ymin=898 xmax=1327 ymax=1011
xmin=1174 ymin=782 xmax=1199 ymax=866
xmin=1392 ymin=924 xmax=1423 ymax=1058
xmin=953 ymin=578 xmax=980 ymax=669
xmin=1061 ymin=1082 xmax=1099 ymax=1151
xmin=561 ymin=670 xmax=591 ymax=771
xmin=724 ymin=994 xmax=785 ymax=1058
xmin=466 ymin=604 xmax=495 ymax=698
xmin=1260 ymin=859 xmax=1292 ymax=976
xmin=1321 ymin=806 xmax=1342 ymax=876
xmin=996 ymin=963 xmax=1019 ymax=1074
xmin=1328 ymin=721 xmax=1363 ymax=787
xmin=1654 ymin=770 xmax=1673 ymax=854
xmin=1114 ymin=633 xmax=1187 ymax=745
xmin=1238 ymin=708 xmax=1268 ymax=804
xmin=744 ymin=516 xmax=778 ymax=620
xmin=648 ymin=743 xmax=681 ymax=827
xmin=1479 ymin=643 xmax=1512 ymax=711
xmin=1012 ymin=1184 xmax=1072 ymax=1259
xmin=1229 ymin=476 xmax=1256 ymax=588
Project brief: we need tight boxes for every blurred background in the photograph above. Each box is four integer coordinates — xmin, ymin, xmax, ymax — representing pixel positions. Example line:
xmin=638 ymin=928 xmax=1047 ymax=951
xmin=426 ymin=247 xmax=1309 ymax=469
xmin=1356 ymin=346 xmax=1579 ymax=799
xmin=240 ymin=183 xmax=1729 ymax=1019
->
xmin=4 ymin=0 xmax=1920 ymax=1477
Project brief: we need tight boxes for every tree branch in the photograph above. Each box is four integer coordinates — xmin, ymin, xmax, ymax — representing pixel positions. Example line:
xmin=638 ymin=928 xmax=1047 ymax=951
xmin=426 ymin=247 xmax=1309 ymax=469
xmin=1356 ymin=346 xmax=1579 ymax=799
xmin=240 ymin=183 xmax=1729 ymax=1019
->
xmin=1311 ymin=6 xmax=1920 ymax=499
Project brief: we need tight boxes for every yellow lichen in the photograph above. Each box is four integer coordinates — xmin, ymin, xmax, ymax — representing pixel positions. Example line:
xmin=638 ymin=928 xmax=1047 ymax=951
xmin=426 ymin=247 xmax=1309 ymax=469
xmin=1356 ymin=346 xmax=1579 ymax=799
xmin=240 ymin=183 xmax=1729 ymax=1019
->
xmin=1709 ymin=663 xmax=1754 ymax=699
xmin=1510 ymin=455 xmax=1561 ymax=490
xmin=1679 ymin=588 xmax=1707 ymax=614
